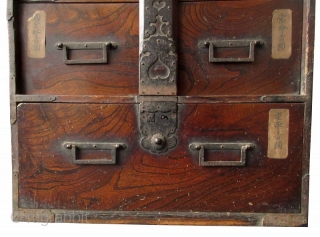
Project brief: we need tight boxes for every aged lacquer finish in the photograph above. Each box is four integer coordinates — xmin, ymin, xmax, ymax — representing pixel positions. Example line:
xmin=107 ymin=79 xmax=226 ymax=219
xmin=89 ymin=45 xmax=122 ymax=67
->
xmin=8 ymin=0 xmax=314 ymax=226
xmin=17 ymin=103 xmax=304 ymax=213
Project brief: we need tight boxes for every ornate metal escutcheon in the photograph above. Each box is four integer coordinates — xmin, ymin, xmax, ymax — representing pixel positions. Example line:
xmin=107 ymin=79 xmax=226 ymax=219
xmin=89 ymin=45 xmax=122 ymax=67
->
xmin=140 ymin=101 xmax=177 ymax=153
xmin=139 ymin=0 xmax=178 ymax=154
xmin=139 ymin=0 xmax=177 ymax=96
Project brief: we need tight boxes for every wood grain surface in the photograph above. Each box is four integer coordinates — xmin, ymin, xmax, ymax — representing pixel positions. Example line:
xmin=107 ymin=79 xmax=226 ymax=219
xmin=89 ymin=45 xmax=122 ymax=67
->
xmin=18 ymin=103 xmax=304 ymax=213
xmin=17 ymin=3 xmax=139 ymax=95
xmin=17 ymin=0 xmax=303 ymax=97
xmin=178 ymin=0 xmax=303 ymax=96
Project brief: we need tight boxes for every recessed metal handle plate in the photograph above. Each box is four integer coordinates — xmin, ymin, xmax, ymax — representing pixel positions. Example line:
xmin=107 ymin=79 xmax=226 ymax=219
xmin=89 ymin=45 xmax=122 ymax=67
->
xmin=190 ymin=143 xmax=254 ymax=166
xmin=200 ymin=40 xmax=263 ymax=63
xmin=56 ymin=42 xmax=117 ymax=65
xmin=64 ymin=142 xmax=126 ymax=165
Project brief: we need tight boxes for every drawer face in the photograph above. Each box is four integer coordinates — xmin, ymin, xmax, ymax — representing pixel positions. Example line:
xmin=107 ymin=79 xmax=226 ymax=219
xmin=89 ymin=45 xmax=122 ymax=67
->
xmin=178 ymin=0 xmax=303 ymax=96
xmin=17 ymin=103 xmax=304 ymax=213
xmin=17 ymin=3 xmax=139 ymax=96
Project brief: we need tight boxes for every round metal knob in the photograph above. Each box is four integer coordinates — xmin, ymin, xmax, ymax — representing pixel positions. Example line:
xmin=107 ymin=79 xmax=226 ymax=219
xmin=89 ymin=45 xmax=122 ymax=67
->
xmin=154 ymin=138 xmax=163 ymax=145
xmin=151 ymin=133 xmax=166 ymax=150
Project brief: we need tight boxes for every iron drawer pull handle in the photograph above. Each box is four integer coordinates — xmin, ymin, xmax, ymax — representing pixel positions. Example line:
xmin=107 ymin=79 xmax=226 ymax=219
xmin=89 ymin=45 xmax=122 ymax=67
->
xmin=64 ymin=142 xmax=126 ymax=165
xmin=200 ymin=40 xmax=263 ymax=63
xmin=189 ymin=143 xmax=254 ymax=166
xmin=56 ymin=42 xmax=118 ymax=65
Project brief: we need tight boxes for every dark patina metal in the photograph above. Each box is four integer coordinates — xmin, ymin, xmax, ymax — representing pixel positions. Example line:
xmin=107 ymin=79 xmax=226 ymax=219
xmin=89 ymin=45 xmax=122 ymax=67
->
xmin=140 ymin=101 xmax=177 ymax=153
xmin=190 ymin=143 xmax=255 ymax=167
xmin=139 ymin=0 xmax=177 ymax=95
xmin=139 ymin=0 xmax=178 ymax=153
xmin=63 ymin=142 xmax=127 ymax=165
xmin=199 ymin=39 xmax=263 ymax=63
xmin=56 ymin=42 xmax=117 ymax=65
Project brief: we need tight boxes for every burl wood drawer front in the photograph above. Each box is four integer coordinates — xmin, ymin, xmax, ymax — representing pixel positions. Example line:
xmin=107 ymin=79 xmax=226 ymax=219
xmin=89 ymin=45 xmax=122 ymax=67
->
xmin=17 ymin=3 xmax=139 ymax=96
xmin=178 ymin=0 xmax=303 ymax=96
xmin=17 ymin=103 xmax=304 ymax=213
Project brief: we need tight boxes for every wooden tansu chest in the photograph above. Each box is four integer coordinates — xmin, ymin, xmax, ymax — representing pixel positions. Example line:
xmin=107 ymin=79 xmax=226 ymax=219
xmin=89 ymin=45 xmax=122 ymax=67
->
xmin=8 ymin=0 xmax=315 ymax=226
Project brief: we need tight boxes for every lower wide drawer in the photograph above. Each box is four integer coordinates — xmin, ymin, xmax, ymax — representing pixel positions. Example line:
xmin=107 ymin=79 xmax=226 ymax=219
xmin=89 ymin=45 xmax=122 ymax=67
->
xmin=17 ymin=103 xmax=304 ymax=213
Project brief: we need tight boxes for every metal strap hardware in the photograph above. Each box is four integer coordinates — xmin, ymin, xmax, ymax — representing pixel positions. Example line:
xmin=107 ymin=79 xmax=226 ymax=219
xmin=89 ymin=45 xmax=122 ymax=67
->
xmin=139 ymin=0 xmax=177 ymax=96
xmin=64 ymin=142 xmax=126 ymax=165
xmin=190 ymin=143 xmax=255 ymax=166
xmin=200 ymin=40 xmax=263 ymax=63
xmin=138 ymin=0 xmax=178 ymax=154
xmin=56 ymin=42 xmax=117 ymax=65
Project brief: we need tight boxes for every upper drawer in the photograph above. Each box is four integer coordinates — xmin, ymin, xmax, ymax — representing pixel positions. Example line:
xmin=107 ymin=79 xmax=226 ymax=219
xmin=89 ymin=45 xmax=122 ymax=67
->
xmin=17 ymin=0 xmax=305 ymax=97
xmin=17 ymin=3 xmax=139 ymax=96
xmin=178 ymin=0 xmax=304 ymax=96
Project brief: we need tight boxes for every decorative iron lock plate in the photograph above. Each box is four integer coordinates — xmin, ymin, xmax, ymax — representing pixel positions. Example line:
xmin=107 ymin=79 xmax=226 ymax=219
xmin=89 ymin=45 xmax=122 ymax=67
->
xmin=139 ymin=0 xmax=178 ymax=153
xmin=140 ymin=101 xmax=177 ymax=153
